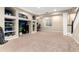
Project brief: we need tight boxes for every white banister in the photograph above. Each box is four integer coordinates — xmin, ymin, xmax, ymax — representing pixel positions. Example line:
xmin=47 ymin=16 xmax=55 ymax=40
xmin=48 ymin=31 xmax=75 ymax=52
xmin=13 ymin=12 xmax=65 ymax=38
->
xmin=73 ymin=8 xmax=79 ymax=31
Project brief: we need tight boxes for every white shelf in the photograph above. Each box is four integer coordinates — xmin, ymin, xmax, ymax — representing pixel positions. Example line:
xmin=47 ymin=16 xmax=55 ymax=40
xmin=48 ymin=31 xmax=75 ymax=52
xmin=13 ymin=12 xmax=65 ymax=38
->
xmin=19 ymin=17 xmax=31 ymax=21
xmin=5 ymin=27 xmax=14 ymax=29
xmin=5 ymin=15 xmax=16 ymax=19
xmin=19 ymin=17 xmax=27 ymax=20
xmin=5 ymin=30 xmax=15 ymax=33
xmin=5 ymin=21 xmax=14 ymax=23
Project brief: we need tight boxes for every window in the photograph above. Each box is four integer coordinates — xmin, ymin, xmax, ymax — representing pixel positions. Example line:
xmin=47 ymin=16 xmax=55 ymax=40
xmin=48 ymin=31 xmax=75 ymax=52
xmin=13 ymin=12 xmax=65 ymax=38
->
xmin=46 ymin=19 xmax=52 ymax=26
xmin=44 ymin=17 xmax=52 ymax=26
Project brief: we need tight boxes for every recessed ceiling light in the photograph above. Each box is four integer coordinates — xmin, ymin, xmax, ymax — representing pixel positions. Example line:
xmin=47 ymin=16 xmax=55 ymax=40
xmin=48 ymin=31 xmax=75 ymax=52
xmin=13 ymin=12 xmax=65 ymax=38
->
xmin=54 ymin=9 xmax=57 ymax=11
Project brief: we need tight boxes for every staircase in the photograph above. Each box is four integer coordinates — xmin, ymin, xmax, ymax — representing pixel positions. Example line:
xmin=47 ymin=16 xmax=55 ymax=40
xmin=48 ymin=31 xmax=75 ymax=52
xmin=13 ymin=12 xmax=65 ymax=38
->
xmin=72 ymin=8 xmax=79 ymax=43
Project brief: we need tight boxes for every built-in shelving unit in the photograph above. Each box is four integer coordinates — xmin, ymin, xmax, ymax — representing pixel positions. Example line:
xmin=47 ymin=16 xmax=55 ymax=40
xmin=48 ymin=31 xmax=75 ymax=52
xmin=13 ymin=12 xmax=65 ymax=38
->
xmin=5 ymin=7 xmax=16 ymax=38
xmin=33 ymin=21 xmax=35 ymax=31
xmin=31 ymin=15 xmax=37 ymax=32
xmin=0 ymin=7 xmax=38 ymax=40
xmin=5 ymin=19 xmax=15 ymax=37
xmin=19 ymin=13 xmax=30 ymax=35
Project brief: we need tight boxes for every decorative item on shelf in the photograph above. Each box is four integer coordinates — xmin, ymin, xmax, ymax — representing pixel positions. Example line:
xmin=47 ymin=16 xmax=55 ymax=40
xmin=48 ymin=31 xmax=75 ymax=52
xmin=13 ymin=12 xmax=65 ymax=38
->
xmin=26 ymin=16 xmax=28 ymax=19
xmin=5 ymin=7 xmax=15 ymax=16
xmin=37 ymin=23 xmax=41 ymax=32
xmin=19 ymin=27 xmax=22 ymax=32
xmin=32 ymin=15 xmax=36 ymax=20
xmin=19 ymin=27 xmax=22 ymax=35
xmin=5 ymin=19 xmax=15 ymax=37
xmin=5 ymin=32 xmax=15 ymax=37
xmin=5 ymin=33 xmax=10 ymax=37
xmin=5 ymin=10 xmax=12 ymax=16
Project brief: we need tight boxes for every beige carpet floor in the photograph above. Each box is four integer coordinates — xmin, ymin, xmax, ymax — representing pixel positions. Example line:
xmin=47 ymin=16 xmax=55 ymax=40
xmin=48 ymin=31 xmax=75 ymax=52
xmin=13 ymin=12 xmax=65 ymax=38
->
xmin=0 ymin=32 xmax=79 ymax=52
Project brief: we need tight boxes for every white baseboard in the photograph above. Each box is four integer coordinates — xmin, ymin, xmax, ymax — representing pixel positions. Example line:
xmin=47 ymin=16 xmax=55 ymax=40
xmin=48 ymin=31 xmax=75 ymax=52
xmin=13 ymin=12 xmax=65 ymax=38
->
xmin=72 ymin=36 xmax=79 ymax=44
xmin=31 ymin=31 xmax=37 ymax=34
xmin=67 ymin=33 xmax=72 ymax=37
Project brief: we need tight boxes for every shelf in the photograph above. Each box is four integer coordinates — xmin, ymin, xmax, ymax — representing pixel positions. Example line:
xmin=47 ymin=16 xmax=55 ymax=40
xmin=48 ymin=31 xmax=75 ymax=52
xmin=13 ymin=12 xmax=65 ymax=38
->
xmin=5 ymin=20 xmax=14 ymax=23
xmin=5 ymin=30 xmax=15 ymax=33
xmin=19 ymin=18 xmax=27 ymax=20
xmin=5 ymin=15 xmax=16 ymax=19
xmin=5 ymin=35 xmax=17 ymax=40
xmin=5 ymin=26 xmax=14 ymax=28
xmin=19 ymin=18 xmax=31 ymax=21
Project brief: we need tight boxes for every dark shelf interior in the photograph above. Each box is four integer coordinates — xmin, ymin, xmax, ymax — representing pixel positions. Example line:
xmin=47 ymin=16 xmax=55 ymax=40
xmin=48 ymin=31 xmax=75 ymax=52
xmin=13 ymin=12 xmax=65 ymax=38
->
xmin=5 ymin=7 xmax=15 ymax=16
xmin=5 ymin=19 xmax=15 ymax=37
xmin=19 ymin=20 xmax=29 ymax=34
xmin=32 ymin=15 xmax=36 ymax=20
xmin=19 ymin=13 xmax=28 ymax=19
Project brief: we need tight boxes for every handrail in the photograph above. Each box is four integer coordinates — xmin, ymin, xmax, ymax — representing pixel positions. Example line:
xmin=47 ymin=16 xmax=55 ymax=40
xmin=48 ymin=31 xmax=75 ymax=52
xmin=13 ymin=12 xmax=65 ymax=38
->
xmin=73 ymin=8 xmax=79 ymax=24
xmin=71 ymin=8 xmax=79 ymax=33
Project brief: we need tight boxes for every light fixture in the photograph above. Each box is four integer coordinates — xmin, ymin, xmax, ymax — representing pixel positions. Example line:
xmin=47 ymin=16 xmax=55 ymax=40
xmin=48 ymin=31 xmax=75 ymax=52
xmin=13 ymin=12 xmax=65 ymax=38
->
xmin=54 ymin=9 xmax=57 ymax=11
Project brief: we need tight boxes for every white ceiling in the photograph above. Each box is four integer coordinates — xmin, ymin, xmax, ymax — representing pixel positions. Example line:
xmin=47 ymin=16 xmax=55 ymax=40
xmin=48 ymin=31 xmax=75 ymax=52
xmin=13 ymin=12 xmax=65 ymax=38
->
xmin=19 ymin=7 xmax=72 ymax=15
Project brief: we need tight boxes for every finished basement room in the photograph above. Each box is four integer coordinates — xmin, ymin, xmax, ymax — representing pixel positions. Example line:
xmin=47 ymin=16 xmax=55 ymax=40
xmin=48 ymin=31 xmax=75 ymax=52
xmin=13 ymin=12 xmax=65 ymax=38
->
xmin=0 ymin=7 xmax=79 ymax=52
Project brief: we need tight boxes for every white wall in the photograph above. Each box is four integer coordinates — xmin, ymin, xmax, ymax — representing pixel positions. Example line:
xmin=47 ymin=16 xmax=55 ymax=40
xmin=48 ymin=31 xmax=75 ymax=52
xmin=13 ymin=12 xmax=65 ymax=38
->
xmin=52 ymin=15 xmax=63 ymax=32
xmin=37 ymin=15 xmax=63 ymax=32
xmin=73 ymin=11 xmax=79 ymax=44
xmin=42 ymin=17 xmax=52 ymax=31
xmin=74 ymin=11 xmax=79 ymax=31
xmin=67 ymin=13 xmax=75 ymax=33
xmin=73 ymin=23 xmax=79 ymax=44
xmin=63 ymin=13 xmax=68 ymax=35
xmin=0 ymin=7 xmax=4 ymax=31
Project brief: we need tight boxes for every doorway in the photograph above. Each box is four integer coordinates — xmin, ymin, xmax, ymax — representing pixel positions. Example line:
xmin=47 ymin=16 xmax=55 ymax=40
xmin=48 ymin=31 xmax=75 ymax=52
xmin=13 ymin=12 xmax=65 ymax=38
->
xmin=19 ymin=20 xmax=29 ymax=35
